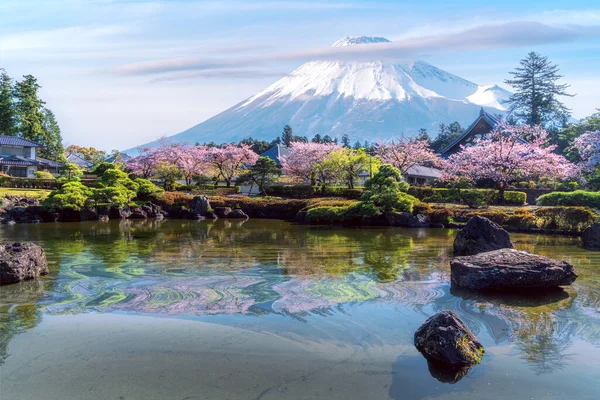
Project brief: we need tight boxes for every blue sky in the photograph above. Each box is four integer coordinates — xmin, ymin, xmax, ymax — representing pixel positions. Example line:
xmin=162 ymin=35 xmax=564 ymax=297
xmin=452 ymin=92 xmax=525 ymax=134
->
xmin=1 ymin=0 xmax=599 ymax=151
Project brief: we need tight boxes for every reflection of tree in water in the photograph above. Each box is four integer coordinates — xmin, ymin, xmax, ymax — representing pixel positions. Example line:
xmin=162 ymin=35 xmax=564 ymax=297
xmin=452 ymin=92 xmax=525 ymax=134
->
xmin=443 ymin=285 xmax=600 ymax=375
xmin=0 ymin=280 xmax=48 ymax=364
xmin=514 ymin=313 xmax=575 ymax=375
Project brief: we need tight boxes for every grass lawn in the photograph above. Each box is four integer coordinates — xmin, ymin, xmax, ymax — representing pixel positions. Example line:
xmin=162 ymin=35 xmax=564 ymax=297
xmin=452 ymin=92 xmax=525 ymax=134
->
xmin=0 ymin=187 xmax=51 ymax=199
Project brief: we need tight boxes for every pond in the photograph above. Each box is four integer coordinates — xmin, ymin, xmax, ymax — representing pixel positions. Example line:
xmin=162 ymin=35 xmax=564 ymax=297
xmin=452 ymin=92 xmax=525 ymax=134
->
xmin=1 ymin=219 xmax=599 ymax=399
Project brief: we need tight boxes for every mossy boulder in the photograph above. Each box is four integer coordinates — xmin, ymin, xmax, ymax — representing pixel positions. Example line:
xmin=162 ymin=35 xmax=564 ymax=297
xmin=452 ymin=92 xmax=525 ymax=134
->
xmin=414 ymin=311 xmax=484 ymax=367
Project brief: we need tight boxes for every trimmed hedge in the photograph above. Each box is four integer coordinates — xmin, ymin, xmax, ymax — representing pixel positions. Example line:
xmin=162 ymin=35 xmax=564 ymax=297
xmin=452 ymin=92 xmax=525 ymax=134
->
xmin=0 ymin=177 xmax=60 ymax=189
xmin=536 ymin=190 xmax=600 ymax=208
xmin=306 ymin=202 xmax=381 ymax=224
xmin=267 ymin=185 xmax=364 ymax=199
xmin=408 ymin=187 xmax=527 ymax=206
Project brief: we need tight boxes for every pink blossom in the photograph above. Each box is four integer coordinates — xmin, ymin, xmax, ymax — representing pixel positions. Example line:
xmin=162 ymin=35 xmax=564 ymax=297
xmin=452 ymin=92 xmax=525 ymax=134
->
xmin=571 ymin=130 xmax=600 ymax=173
xmin=444 ymin=123 xmax=577 ymax=192
xmin=127 ymin=147 xmax=161 ymax=179
xmin=376 ymin=137 xmax=441 ymax=175
xmin=279 ymin=141 xmax=341 ymax=183
xmin=206 ymin=144 xmax=259 ymax=187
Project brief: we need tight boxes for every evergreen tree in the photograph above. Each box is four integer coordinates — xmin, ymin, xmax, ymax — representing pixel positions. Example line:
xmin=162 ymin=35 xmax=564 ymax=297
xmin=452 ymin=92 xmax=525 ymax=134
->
xmin=416 ymin=128 xmax=430 ymax=142
xmin=0 ymin=69 xmax=16 ymax=135
xmin=341 ymin=134 xmax=350 ymax=147
xmin=311 ymin=133 xmax=322 ymax=143
xmin=281 ymin=124 xmax=293 ymax=147
xmin=353 ymin=140 xmax=362 ymax=150
xmin=322 ymin=134 xmax=333 ymax=143
xmin=13 ymin=75 xmax=45 ymax=141
xmin=504 ymin=52 xmax=574 ymax=127
xmin=40 ymin=108 xmax=64 ymax=160
xmin=12 ymin=74 xmax=64 ymax=159
xmin=430 ymin=122 xmax=464 ymax=152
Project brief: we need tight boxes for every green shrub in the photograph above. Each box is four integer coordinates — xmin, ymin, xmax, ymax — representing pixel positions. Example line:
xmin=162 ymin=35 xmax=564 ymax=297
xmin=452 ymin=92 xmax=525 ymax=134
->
xmin=92 ymin=186 xmax=135 ymax=207
xmin=306 ymin=201 xmax=381 ymax=224
xmin=425 ymin=208 xmax=454 ymax=225
xmin=459 ymin=190 xmax=488 ymax=209
xmin=537 ymin=190 xmax=600 ymax=208
xmin=504 ymin=209 xmax=537 ymax=229
xmin=34 ymin=171 xmax=55 ymax=180
xmin=413 ymin=187 xmax=526 ymax=206
xmin=306 ymin=206 xmax=346 ymax=223
xmin=267 ymin=185 xmax=315 ymax=198
xmin=412 ymin=202 xmax=433 ymax=215
xmin=135 ymin=178 xmax=164 ymax=200
xmin=362 ymin=165 xmax=418 ymax=212
xmin=504 ymin=191 xmax=527 ymax=206
xmin=452 ymin=210 xmax=510 ymax=225
xmin=534 ymin=207 xmax=597 ymax=234
xmin=43 ymin=181 xmax=92 ymax=211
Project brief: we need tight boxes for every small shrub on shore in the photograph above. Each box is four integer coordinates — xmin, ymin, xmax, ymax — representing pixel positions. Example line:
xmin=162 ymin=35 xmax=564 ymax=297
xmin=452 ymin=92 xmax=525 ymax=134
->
xmin=43 ymin=181 xmax=92 ymax=211
xmin=537 ymin=190 xmax=600 ymax=208
xmin=534 ymin=207 xmax=596 ymax=233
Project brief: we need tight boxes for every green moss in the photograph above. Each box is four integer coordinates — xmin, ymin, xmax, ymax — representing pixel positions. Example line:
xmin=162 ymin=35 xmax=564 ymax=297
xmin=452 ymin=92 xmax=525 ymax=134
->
xmin=456 ymin=334 xmax=484 ymax=365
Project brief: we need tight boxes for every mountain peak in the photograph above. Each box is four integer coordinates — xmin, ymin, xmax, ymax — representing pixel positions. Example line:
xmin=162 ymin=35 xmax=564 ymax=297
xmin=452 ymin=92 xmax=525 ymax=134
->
xmin=331 ymin=35 xmax=390 ymax=47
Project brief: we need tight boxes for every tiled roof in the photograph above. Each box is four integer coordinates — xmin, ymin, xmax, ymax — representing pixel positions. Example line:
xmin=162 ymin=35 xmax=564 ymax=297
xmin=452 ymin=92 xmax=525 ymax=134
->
xmin=0 ymin=155 xmax=39 ymax=166
xmin=0 ymin=136 xmax=42 ymax=147
xmin=260 ymin=145 xmax=289 ymax=166
xmin=404 ymin=165 xmax=442 ymax=178
xmin=37 ymin=157 xmax=64 ymax=168
xmin=67 ymin=152 xmax=93 ymax=168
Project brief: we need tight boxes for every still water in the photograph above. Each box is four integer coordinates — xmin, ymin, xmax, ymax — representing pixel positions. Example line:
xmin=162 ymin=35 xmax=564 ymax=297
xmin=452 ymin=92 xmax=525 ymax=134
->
xmin=1 ymin=219 xmax=599 ymax=399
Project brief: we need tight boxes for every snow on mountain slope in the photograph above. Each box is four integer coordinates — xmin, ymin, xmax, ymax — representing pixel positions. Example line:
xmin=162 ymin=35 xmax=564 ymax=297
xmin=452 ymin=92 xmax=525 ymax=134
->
xmin=125 ymin=36 xmax=510 ymax=154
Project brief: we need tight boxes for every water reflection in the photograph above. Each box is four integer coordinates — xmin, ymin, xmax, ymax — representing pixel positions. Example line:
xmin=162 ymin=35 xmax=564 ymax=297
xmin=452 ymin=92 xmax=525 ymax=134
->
xmin=1 ymin=219 xmax=599 ymax=381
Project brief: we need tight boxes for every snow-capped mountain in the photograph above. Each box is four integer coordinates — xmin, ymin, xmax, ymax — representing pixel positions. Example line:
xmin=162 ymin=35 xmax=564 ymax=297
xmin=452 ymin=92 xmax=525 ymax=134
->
xmin=126 ymin=35 xmax=511 ymax=153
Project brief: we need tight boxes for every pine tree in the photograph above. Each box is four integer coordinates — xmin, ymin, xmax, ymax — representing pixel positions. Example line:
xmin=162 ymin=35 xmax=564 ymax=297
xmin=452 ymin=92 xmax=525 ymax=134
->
xmin=341 ymin=134 xmax=350 ymax=147
xmin=40 ymin=108 xmax=65 ymax=160
xmin=281 ymin=124 xmax=293 ymax=147
xmin=504 ymin=52 xmax=573 ymax=127
xmin=353 ymin=140 xmax=361 ymax=150
xmin=311 ymin=133 xmax=322 ymax=143
xmin=13 ymin=75 xmax=46 ymax=142
xmin=322 ymin=134 xmax=333 ymax=143
xmin=416 ymin=128 xmax=430 ymax=142
xmin=0 ymin=69 xmax=16 ymax=135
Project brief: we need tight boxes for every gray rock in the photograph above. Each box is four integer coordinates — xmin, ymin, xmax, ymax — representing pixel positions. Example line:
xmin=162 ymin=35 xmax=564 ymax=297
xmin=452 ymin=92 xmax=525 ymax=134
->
xmin=582 ymin=223 xmax=600 ymax=249
xmin=454 ymin=215 xmax=513 ymax=255
xmin=214 ymin=207 xmax=232 ymax=218
xmin=190 ymin=196 xmax=211 ymax=216
xmin=227 ymin=209 xmax=248 ymax=219
xmin=386 ymin=212 xmax=430 ymax=228
xmin=451 ymin=249 xmax=577 ymax=290
xmin=1 ymin=242 xmax=49 ymax=285
xmin=414 ymin=311 xmax=484 ymax=367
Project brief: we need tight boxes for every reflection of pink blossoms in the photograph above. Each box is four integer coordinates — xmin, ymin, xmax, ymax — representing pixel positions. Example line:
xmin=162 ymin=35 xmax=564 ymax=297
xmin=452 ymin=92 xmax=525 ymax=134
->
xmin=279 ymin=142 xmax=340 ymax=183
xmin=571 ymin=131 xmax=600 ymax=173
xmin=443 ymin=123 xmax=577 ymax=187
xmin=376 ymin=137 xmax=442 ymax=174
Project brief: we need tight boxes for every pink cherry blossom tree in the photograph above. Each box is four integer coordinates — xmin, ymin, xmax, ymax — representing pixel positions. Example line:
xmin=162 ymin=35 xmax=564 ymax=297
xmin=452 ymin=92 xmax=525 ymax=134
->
xmin=375 ymin=137 xmax=442 ymax=175
xmin=570 ymin=130 xmax=600 ymax=173
xmin=206 ymin=144 xmax=259 ymax=187
xmin=127 ymin=147 xmax=161 ymax=179
xmin=444 ymin=123 xmax=577 ymax=203
xmin=279 ymin=142 xmax=341 ymax=185
xmin=162 ymin=144 xmax=211 ymax=185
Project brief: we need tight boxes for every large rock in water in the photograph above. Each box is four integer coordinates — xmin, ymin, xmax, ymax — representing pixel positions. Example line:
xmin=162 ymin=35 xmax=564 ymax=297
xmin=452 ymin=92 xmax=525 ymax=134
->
xmin=414 ymin=311 xmax=484 ymax=367
xmin=0 ymin=242 xmax=49 ymax=285
xmin=582 ymin=223 xmax=600 ymax=249
xmin=190 ymin=196 xmax=211 ymax=216
xmin=451 ymin=249 xmax=577 ymax=291
xmin=454 ymin=215 xmax=513 ymax=255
